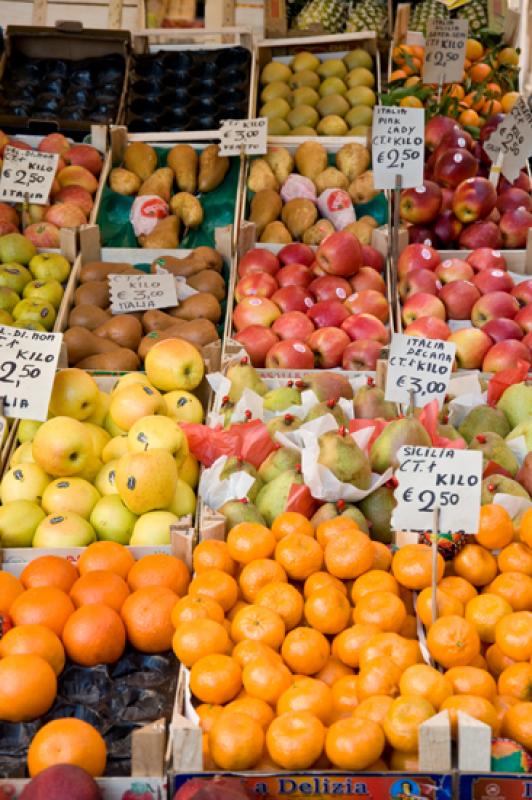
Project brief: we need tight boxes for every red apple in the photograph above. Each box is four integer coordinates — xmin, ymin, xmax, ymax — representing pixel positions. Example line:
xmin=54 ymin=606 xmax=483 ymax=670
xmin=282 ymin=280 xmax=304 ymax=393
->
xmin=271 ymin=286 xmax=315 ymax=314
xmin=467 ymin=248 xmax=507 ymax=272
xmin=315 ymin=231 xmax=362 ymax=277
xmin=238 ymin=249 xmax=280 ymax=278
xmin=511 ymin=279 xmax=532 ymax=307
xmin=311 ymin=261 xmax=326 ymax=278
xmin=523 ymin=331 xmax=532 ymax=349
xmin=473 ymin=267 xmax=514 ymax=294
xmin=439 ymin=280 xmax=481 ymax=320
xmin=235 ymin=272 xmax=278 ymax=302
xmin=307 ymin=327 xmax=350 ymax=369
xmin=482 ymin=319 xmax=523 ymax=343
xmin=38 ymin=133 xmax=70 ymax=156
xmin=342 ymin=339 xmax=382 ymax=370
xmin=265 ymin=339 xmax=315 ymax=369
xmin=433 ymin=128 xmax=474 ymax=162
xmin=402 ymin=292 xmax=446 ymax=326
xmin=471 ymin=291 xmax=520 ymax=326
xmin=397 ymin=244 xmax=440 ymax=279
xmin=483 ymin=339 xmax=531 ymax=372
xmin=480 ymin=113 xmax=505 ymax=145
xmin=497 ymin=187 xmax=532 ymax=214
xmin=66 ymin=144 xmax=103 ymax=176
xmin=234 ymin=325 xmax=279 ymax=367
xmin=350 ymin=267 xmax=386 ymax=295
xmin=452 ymin=177 xmax=497 ymax=223
xmin=500 ymin=207 xmax=532 ymax=248
xmin=272 ymin=311 xmax=315 ymax=341
xmin=434 ymin=211 xmax=463 ymax=247
xmin=307 ymin=299 xmax=350 ymax=328
xmin=309 ymin=275 xmax=351 ymax=302
xmin=440 ymin=188 xmax=455 ymax=213
xmin=276 ymin=263 xmax=313 ymax=288
xmin=23 ymin=222 xmax=61 ymax=248
xmin=341 ymin=313 xmax=389 ymax=344
xmin=8 ymin=139 xmax=32 ymax=151
xmin=433 ymin=149 xmax=478 ymax=189
xmin=399 ymin=270 xmax=441 ymax=300
xmin=278 ymin=243 xmax=314 ymax=267
xmin=459 ymin=221 xmax=502 ymax=250
xmin=399 ymin=180 xmax=442 ymax=224
xmin=44 ymin=203 xmax=87 ymax=228
xmin=514 ymin=171 xmax=532 ymax=193
xmin=435 ymin=258 xmax=474 ymax=284
xmin=425 ymin=116 xmax=460 ymax=152
xmin=448 ymin=328 xmax=493 ymax=369
xmin=233 ymin=296 xmax=281 ymax=330
xmin=408 ymin=225 xmax=438 ymax=247
xmin=0 ymin=203 xmax=19 ymax=227
xmin=361 ymin=245 xmax=385 ymax=273
xmin=55 ymin=185 xmax=93 ymax=217
xmin=514 ymin=305 xmax=532 ymax=333
xmin=0 ymin=221 xmax=18 ymax=236
xmin=344 ymin=290 xmax=389 ymax=323
xmin=404 ymin=316 xmax=451 ymax=340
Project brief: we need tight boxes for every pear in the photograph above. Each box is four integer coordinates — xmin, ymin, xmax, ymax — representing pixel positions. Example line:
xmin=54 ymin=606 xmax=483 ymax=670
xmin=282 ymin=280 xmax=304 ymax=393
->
xmin=497 ymin=383 xmax=532 ymax=428
xmin=302 ymin=372 xmax=353 ymax=402
xmin=220 ymin=500 xmax=266 ymax=528
xmin=506 ymin=421 xmax=532 ymax=451
xmin=226 ymin=363 xmax=268 ymax=403
xmin=123 ymin=142 xmax=157 ymax=180
xmin=481 ymin=475 xmax=530 ymax=504
xmin=266 ymin=414 xmax=302 ymax=437
xmin=220 ymin=457 xmax=264 ymax=503
xmin=263 ymin=387 xmax=301 ymax=412
xmin=517 ymin=453 xmax=532 ymax=496
xmin=318 ymin=430 xmax=371 ymax=489
xmin=310 ymin=501 xmax=369 ymax=533
xmin=258 ymin=447 xmax=300 ymax=483
xmin=291 ymin=51 xmax=320 ymax=72
xmin=139 ymin=216 xmax=179 ymax=248
xmin=458 ymin=405 xmax=510 ymax=443
xmin=370 ymin=418 xmax=431 ymax=474
xmin=354 ymin=385 xmax=395 ymax=420
xmin=304 ymin=401 xmax=349 ymax=427
xmin=222 ymin=402 xmax=235 ymax=429
xmin=256 ymin=469 xmax=303 ymax=526
xmin=138 ymin=167 xmax=174 ymax=202
xmin=437 ymin=423 xmax=464 ymax=442
xmin=470 ymin=432 xmax=519 ymax=476
xmin=358 ymin=486 xmax=396 ymax=544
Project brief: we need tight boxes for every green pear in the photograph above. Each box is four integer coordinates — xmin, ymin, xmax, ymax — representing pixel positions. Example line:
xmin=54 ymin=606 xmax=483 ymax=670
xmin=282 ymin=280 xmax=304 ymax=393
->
xmin=291 ymin=51 xmax=320 ymax=72
xmin=437 ymin=423 xmax=464 ymax=442
xmin=358 ymin=486 xmax=396 ymax=544
xmin=226 ymin=363 xmax=268 ymax=403
xmin=220 ymin=500 xmax=267 ymax=528
xmin=497 ymin=383 xmax=532 ymax=428
xmin=517 ymin=453 xmax=532 ymax=496
xmin=90 ymin=495 xmax=137 ymax=544
xmin=305 ymin=401 xmax=349 ymax=427
xmin=266 ymin=414 xmax=302 ymax=437
xmin=256 ymin=469 xmax=304 ymax=526
xmin=0 ymin=500 xmax=45 ymax=547
xmin=481 ymin=475 xmax=530 ymax=504
xmin=318 ymin=430 xmax=372 ymax=489
xmin=317 ymin=59 xmax=347 ymax=79
xmin=338 ymin=504 xmax=369 ymax=532
xmin=459 ymin=405 xmax=510 ymax=442
xmin=370 ymin=418 xmax=432 ymax=473
xmin=258 ymin=447 xmax=300 ymax=483
xmin=506 ymin=421 xmax=532 ymax=452
xmin=470 ymin=432 xmax=519 ymax=476
xmin=354 ymin=386 xmax=396 ymax=420
xmin=263 ymin=387 xmax=301 ymax=412
xmin=220 ymin=457 xmax=264 ymax=503
xmin=302 ymin=372 xmax=353 ymax=402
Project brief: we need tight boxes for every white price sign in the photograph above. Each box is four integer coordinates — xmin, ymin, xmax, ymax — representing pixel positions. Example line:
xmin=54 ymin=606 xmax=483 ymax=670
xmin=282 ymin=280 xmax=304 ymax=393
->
xmin=219 ymin=118 xmax=268 ymax=157
xmin=392 ymin=446 xmax=482 ymax=534
xmin=0 ymin=326 xmax=62 ymax=421
xmin=385 ymin=333 xmax=456 ymax=408
xmin=484 ymin=97 xmax=532 ymax=182
xmin=372 ymin=106 xmax=425 ymax=189
xmin=109 ymin=273 xmax=178 ymax=314
xmin=0 ymin=146 xmax=59 ymax=204
xmin=423 ymin=19 xmax=468 ymax=84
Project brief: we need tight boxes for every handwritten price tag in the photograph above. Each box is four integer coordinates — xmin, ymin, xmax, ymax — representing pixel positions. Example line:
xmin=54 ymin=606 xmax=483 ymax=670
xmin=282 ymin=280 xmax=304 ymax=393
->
xmin=392 ymin=446 xmax=482 ymax=534
xmin=109 ymin=273 xmax=178 ymax=314
xmin=484 ymin=97 xmax=532 ymax=182
xmin=0 ymin=326 xmax=62 ymax=421
xmin=0 ymin=146 xmax=59 ymax=204
xmin=385 ymin=333 xmax=456 ymax=408
xmin=372 ymin=106 xmax=425 ymax=189
xmin=219 ymin=118 xmax=268 ymax=157
xmin=423 ymin=19 xmax=468 ymax=84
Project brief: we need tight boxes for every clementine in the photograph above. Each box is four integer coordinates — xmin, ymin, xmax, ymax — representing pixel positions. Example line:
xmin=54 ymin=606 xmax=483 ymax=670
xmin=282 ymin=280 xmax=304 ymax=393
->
xmin=209 ymin=711 xmax=264 ymax=770
xmin=121 ymin=586 xmax=178 ymax=652
xmin=127 ymin=553 xmax=190 ymax=595
xmin=62 ymin=603 xmax=126 ymax=666
xmin=10 ymin=587 xmax=74 ymax=636
xmin=0 ymin=654 xmax=56 ymax=722
xmin=77 ymin=540 xmax=135 ymax=579
xmin=69 ymin=570 xmax=130 ymax=612
xmin=267 ymin=711 xmax=325 ymax=769
xmin=27 ymin=718 xmax=107 ymax=777
xmin=326 ymin=717 xmax=384 ymax=770
xmin=20 ymin=555 xmax=79 ymax=593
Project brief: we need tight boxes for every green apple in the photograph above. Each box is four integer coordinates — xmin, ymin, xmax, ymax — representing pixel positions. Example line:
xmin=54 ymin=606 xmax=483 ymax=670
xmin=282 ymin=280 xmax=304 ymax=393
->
xmin=28 ymin=252 xmax=70 ymax=283
xmin=94 ymin=459 xmax=120 ymax=496
xmin=83 ymin=423 xmax=111 ymax=458
xmin=49 ymin=369 xmax=99 ymax=420
xmin=129 ymin=510 xmax=180 ymax=545
xmin=42 ymin=477 xmax=101 ymax=519
xmin=0 ymin=286 xmax=20 ymax=314
xmin=0 ymin=310 xmax=13 ymax=326
xmin=0 ymin=233 xmax=36 ymax=265
xmin=127 ymin=415 xmax=189 ymax=467
xmin=23 ymin=279 xmax=64 ymax=309
xmin=167 ymin=478 xmax=197 ymax=518
xmin=12 ymin=298 xmax=56 ymax=331
xmin=0 ymin=500 xmax=45 ymax=547
xmin=10 ymin=442 xmax=35 ymax=466
xmin=18 ymin=419 xmax=43 ymax=444
xmin=85 ymin=391 xmax=111 ymax=427
xmin=102 ymin=435 xmax=129 ymax=463
xmin=90 ymin=495 xmax=137 ymax=544
xmin=32 ymin=416 xmax=94 ymax=477
xmin=0 ymin=264 xmax=32 ymax=294
xmin=163 ymin=390 xmax=204 ymax=423
xmin=0 ymin=463 xmax=50 ymax=504
xmin=33 ymin=512 xmax=96 ymax=547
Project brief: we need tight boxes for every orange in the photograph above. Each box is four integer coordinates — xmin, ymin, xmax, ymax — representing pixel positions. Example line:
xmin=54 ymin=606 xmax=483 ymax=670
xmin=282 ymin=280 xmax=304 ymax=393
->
xmin=0 ymin=624 xmax=65 ymax=675
xmin=520 ymin=508 xmax=532 ymax=547
xmin=353 ymin=591 xmax=406 ymax=633
xmin=267 ymin=711 xmax=324 ymax=769
xmin=231 ymin=605 xmax=285 ymax=650
xmin=188 ymin=569 xmax=238 ymax=612
xmin=239 ymin=559 xmax=287 ymax=602
xmin=383 ymin=696 xmax=435 ymax=752
xmin=357 ymin=656 xmax=402 ymax=700
xmin=400 ymin=96 xmax=423 ymax=108
xmin=226 ymin=600 xmax=248 ymax=622
xmin=470 ymin=62 xmax=491 ymax=83
xmin=170 ymin=595 xmax=224 ymax=627
xmin=495 ymin=611 xmax=532 ymax=660
xmin=476 ymin=504 xmax=514 ymax=550
xmin=453 ymin=544 xmax=497 ymax=586
xmin=466 ymin=38 xmax=484 ymax=61
xmin=502 ymin=91 xmax=520 ymax=113
xmin=227 ymin=522 xmax=276 ymax=564
xmin=316 ymin=516 xmax=359 ymax=549
xmin=69 ymin=570 xmax=130 ymax=612
xmin=126 ymin=553 xmax=190 ymax=595
xmin=282 ymin=627 xmax=329 ymax=675
xmin=202 ymin=732 xmax=216 ymax=769
xmin=486 ymin=82 xmax=502 ymax=97
xmin=498 ymin=542 xmax=532 ymax=575
xmin=465 ymin=593 xmax=512 ymax=643
xmin=304 ymin=587 xmax=351 ymax=634
xmin=326 ymin=718 xmax=384 ymax=770
xmin=359 ymin=632 xmax=421 ymax=672
xmin=277 ymin=676 xmax=333 ymax=724
xmin=390 ymin=750 xmax=419 ymax=770
xmin=172 ymin=619 xmax=229 ymax=667
xmin=445 ymin=666 xmax=496 ymax=700
xmin=223 ymin=696 xmax=275 ymax=729
xmin=469 ymin=653 xmax=488 ymax=669
xmin=77 ymin=541 xmax=134 ymax=579
xmin=439 ymin=576 xmax=477 ymax=605
xmin=20 ymin=556 xmax=79 ymax=593
xmin=193 ymin=540 xmax=236 ymax=576
xmin=275 ymin=533 xmax=323 ymax=581
xmin=304 ymin=571 xmax=346 ymax=598
xmin=440 ymin=695 xmax=498 ymax=737
xmin=0 ymin=571 xmax=24 ymax=614
xmin=497 ymin=47 xmax=519 ymax=66
xmin=400 ymin=664 xmax=452 ymax=710
xmin=324 ymin=529 xmax=374 ymax=579
xmin=209 ymin=711 xmax=264 ymax=770
xmin=390 ymin=69 xmax=407 ymax=82
xmin=255 ymin=581 xmax=304 ymax=631
xmin=372 ymin=541 xmax=392 ymax=571
xmin=27 ymin=718 xmax=106 ymax=777
xmin=351 ymin=569 xmax=399 ymax=602
xmin=243 ymin=658 xmax=292 ymax=706
xmin=485 ymin=643 xmax=516 ymax=678
xmin=459 ymin=109 xmax=480 ymax=127
xmin=121 ymin=586 xmax=178 ymax=653
xmin=392 ymin=44 xmax=412 ymax=65
xmin=487 ymin=572 xmax=532 ymax=611
xmin=232 ymin=640 xmax=282 ymax=669
xmin=0 ymin=654 xmax=56 ymax=722
xmin=493 ymin=694 xmax=519 ymax=732
xmin=417 ymin=588 xmax=464 ymax=628
xmin=332 ymin=623 xmax=380 ymax=668
xmin=10 ymin=587 xmax=74 ymax=636
xmin=271 ymin=511 xmax=313 ymax=540
xmin=315 ymin=657 xmax=353 ymax=687
xmin=392 ymin=544 xmax=444 ymax=590
xmin=353 ymin=695 xmax=394 ymax=725
xmin=427 ymin=615 xmax=480 ymax=668
xmin=331 ymin=674 xmax=360 ymax=717
xmin=502 ymin=702 xmax=532 ymax=750
xmin=447 ymin=84 xmax=465 ymax=100
xmin=62 ymin=603 xmax=126 ymax=666
xmin=196 ymin=703 xmax=223 ymax=733
xmin=190 ymin=654 xmax=242 ymax=704
xmin=498 ymin=663 xmax=532 ymax=702
xmin=400 ymin=615 xmax=418 ymax=639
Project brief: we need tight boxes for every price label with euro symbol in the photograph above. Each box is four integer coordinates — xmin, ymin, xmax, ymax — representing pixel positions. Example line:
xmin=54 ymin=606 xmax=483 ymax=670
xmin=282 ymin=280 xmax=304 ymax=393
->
xmin=423 ymin=19 xmax=468 ymax=84
xmin=385 ymin=333 xmax=456 ymax=408
xmin=372 ymin=106 xmax=425 ymax=189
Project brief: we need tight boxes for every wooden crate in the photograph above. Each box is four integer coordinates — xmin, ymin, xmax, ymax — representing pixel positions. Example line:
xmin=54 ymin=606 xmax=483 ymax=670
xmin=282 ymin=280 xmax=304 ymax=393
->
xmin=0 ymin=0 xmax=137 ymax=30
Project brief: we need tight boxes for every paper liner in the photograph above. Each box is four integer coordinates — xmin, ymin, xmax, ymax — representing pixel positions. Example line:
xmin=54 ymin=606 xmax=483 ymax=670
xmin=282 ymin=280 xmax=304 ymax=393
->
xmin=506 ymin=435 xmax=528 ymax=466
xmin=198 ymin=455 xmax=256 ymax=510
xmin=129 ymin=195 xmax=169 ymax=236
xmin=492 ymin=492 xmax=532 ymax=518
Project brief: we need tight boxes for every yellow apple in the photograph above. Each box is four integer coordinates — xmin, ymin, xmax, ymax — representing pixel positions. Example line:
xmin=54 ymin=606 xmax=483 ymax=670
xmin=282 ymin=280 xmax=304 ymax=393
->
xmin=0 ymin=463 xmax=50 ymax=504
xmin=111 ymin=373 xmax=153 ymax=394
xmin=10 ymin=442 xmax=35 ymax=466
xmin=32 ymin=417 xmax=94 ymax=477
xmin=178 ymin=453 xmax=199 ymax=489
xmin=145 ymin=338 xmax=205 ymax=392
xmin=129 ymin=511 xmax=180 ymax=545
xmin=42 ymin=477 xmax=101 ymax=519
xmin=104 ymin=413 xmax=127 ymax=437
xmin=94 ymin=459 xmax=120 ymax=496
xmin=108 ymin=383 xmax=164 ymax=431
xmin=0 ymin=500 xmax=46 ymax=547
xmin=83 ymin=423 xmax=111 ymax=458
xmin=127 ymin=415 xmax=189 ymax=467
xmin=102 ymin=435 xmax=129 ymax=463
xmin=77 ymin=454 xmax=103 ymax=483
xmin=33 ymin=512 xmax=96 ymax=547
xmin=85 ymin=390 xmax=111 ymax=426
xmin=163 ymin=390 xmax=204 ymax=423
xmin=167 ymin=478 xmax=196 ymax=518
xmin=17 ymin=419 xmax=43 ymax=443
xmin=49 ymin=368 xmax=99 ymax=420
xmin=90 ymin=495 xmax=137 ymax=544
xmin=115 ymin=449 xmax=177 ymax=514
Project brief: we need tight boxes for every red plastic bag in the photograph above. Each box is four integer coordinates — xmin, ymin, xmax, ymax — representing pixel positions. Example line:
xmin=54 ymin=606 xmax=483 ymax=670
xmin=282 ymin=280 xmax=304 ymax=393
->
xmin=487 ymin=360 xmax=530 ymax=406
xmin=181 ymin=420 xmax=276 ymax=469
xmin=419 ymin=400 xmax=467 ymax=449
xmin=286 ymin=483 xmax=319 ymax=519
xmin=349 ymin=418 xmax=390 ymax=449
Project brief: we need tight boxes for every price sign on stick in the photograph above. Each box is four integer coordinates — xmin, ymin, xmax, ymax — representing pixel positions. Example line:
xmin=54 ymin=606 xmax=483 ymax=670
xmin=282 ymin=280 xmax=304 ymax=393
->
xmin=392 ymin=447 xmax=482 ymax=534
xmin=109 ymin=273 xmax=178 ymax=314
xmin=423 ymin=19 xmax=468 ymax=84
xmin=372 ymin=106 xmax=425 ymax=189
xmin=385 ymin=333 xmax=456 ymax=407
xmin=0 ymin=326 xmax=62 ymax=421
xmin=484 ymin=97 xmax=532 ymax=182
xmin=219 ymin=118 xmax=268 ymax=157
xmin=0 ymin=146 xmax=59 ymax=204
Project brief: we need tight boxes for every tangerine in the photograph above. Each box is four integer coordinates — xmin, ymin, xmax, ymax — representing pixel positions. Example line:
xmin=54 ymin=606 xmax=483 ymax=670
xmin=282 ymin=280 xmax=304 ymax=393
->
xmin=439 ymin=576 xmax=477 ymax=605
xmin=227 ymin=522 xmax=276 ymax=564
xmin=62 ymin=603 xmax=126 ymax=666
xmin=27 ymin=718 xmax=107 ymax=777
xmin=498 ymin=663 xmax=532 ymax=701
xmin=271 ymin=511 xmax=313 ymax=540
xmin=20 ymin=555 xmax=79 ymax=593
xmin=324 ymin=529 xmax=374 ymax=579
xmin=445 ymin=666 xmax=497 ymax=700
xmin=127 ymin=553 xmax=190 ymax=595
xmin=326 ymin=717 xmax=384 ymax=770
xmin=77 ymin=541 xmax=134 ymax=579
xmin=359 ymin=632 xmax=421 ymax=671
xmin=209 ymin=711 xmax=264 ymax=770
xmin=231 ymin=605 xmax=285 ymax=650
xmin=239 ymin=559 xmax=287 ymax=603
xmin=277 ymin=676 xmax=333 ymax=724
xmin=495 ymin=611 xmax=532 ymax=660
xmin=304 ymin=571 xmax=346 ymax=598
xmin=332 ymin=623 xmax=380 ymax=668
xmin=315 ymin=657 xmax=353 ymax=686
xmin=70 ymin=570 xmax=130 ymax=612
xmin=357 ymin=656 xmax=402 ymax=700
xmin=392 ymin=544 xmax=444 ymax=590
xmin=399 ymin=664 xmax=452 ymax=709
xmin=427 ymin=615 xmax=480 ymax=668
xmin=255 ymin=581 xmax=304 ymax=631
xmin=242 ymin=658 xmax=293 ymax=706
xmin=417 ymin=588 xmax=464 ymax=628
xmin=498 ymin=542 xmax=532 ymax=575
xmin=223 ymin=696 xmax=275 ymax=729
xmin=353 ymin=695 xmax=394 ymax=725
xmin=475 ymin=504 xmax=514 ymax=550
xmin=0 ymin=654 xmax=56 ymax=722
xmin=170 ymin=595 xmax=225 ymax=627
xmin=440 ymin=695 xmax=498 ymax=737
xmin=0 ymin=571 xmax=24 ymax=614
xmin=190 ymin=654 xmax=242 ymax=704
xmin=193 ymin=540 xmax=236 ymax=576
xmin=267 ymin=711 xmax=325 ymax=770
xmin=316 ymin=516 xmax=359 ymax=549
xmin=453 ymin=544 xmax=498 ymax=586
xmin=383 ymin=696 xmax=435 ymax=752
xmin=331 ymin=674 xmax=360 ymax=717
xmin=353 ymin=590 xmax=406 ymax=633
xmin=172 ymin=619 xmax=230 ymax=667
xmin=351 ymin=569 xmax=399 ymax=602
xmin=465 ymin=593 xmax=512 ymax=643
xmin=282 ymin=627 xmax=330 ymax=675
xmin=275 ymin=533 xmax=323 ymax=580
xmin=188 ymin=569 xmax=238 ymax=612
xmin=304 ymin=587 xmax=351 ymax=634
xmin=10 ymin=587 xmax=74 ymax=636
xmin=487 ymin=572 xmax=532 ymax=611
xmin=502 ymin=702 xmax=532 ymax=750
xmin=121 ymin=586 xmax=178 ymax=652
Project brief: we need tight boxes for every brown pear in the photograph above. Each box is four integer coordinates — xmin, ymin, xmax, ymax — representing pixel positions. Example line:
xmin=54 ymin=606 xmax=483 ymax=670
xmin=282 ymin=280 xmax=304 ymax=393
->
xmin=139 ymin=216 xmax=179 ymax=248
xmin=198 ymin=145 xmax=229 ymax=192
xmin=167 ymin=144 xmax=198 ymax=193
xmin=249 ymin=189 xmax=282 ymax=236
xmin=93 ymin=315 xmax=143 ymax=351
xmin=109 ymin=168 xmax=141 ymax=196
xmin=138 ymin=168 xmax=174 ymax=202
xmin=123 ymin=142 xmax=157 ymax=180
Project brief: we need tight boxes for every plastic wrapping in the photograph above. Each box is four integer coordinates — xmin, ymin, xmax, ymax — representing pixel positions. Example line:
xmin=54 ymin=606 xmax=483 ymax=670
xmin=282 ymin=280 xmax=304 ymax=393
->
xmin=487 ymin=360 xmax=531 ymax=406
xmin=182 ymin=420 xmax=276 ymax=469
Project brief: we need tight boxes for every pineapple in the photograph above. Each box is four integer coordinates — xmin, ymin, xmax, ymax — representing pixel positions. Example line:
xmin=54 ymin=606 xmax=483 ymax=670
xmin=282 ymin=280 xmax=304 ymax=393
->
xmin=346 ymin=0 xmax=388 ymax=34
xmin=410 ymin=0 xmax=449 ymax=34
xmin=296 ymin=0 xmax=349 ymax=33
xmin=457 ymin=0 xmax=488 ymax=32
